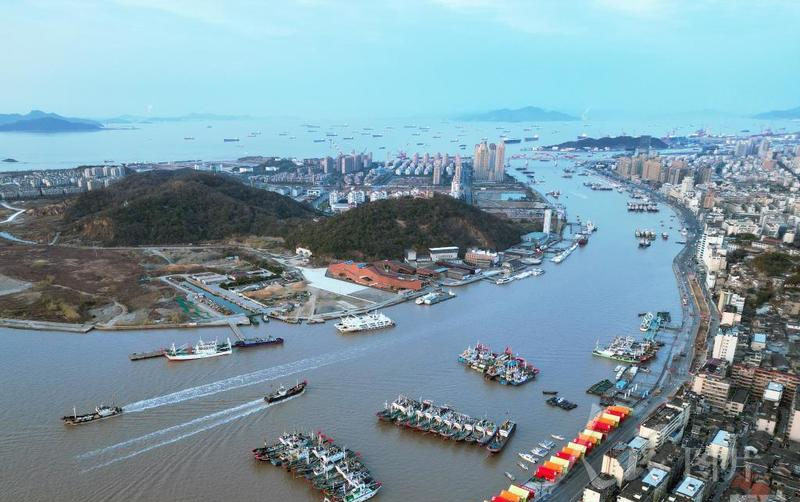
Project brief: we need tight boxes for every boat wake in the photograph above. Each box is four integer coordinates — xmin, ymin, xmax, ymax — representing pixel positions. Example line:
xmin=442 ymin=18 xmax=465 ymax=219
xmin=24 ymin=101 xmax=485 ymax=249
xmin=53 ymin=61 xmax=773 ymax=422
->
xmin=77 ymin=399 xmax=264 ymax=460
xmin=122 ymin=344 xmax=373 ymax=413
xmin=80 ymin=402 xmax=268 ymax=472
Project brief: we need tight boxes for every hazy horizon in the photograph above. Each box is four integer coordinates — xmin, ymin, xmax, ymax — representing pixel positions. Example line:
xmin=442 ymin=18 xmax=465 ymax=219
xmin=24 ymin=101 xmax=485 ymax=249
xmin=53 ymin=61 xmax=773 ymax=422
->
xmin=3 ymin=0 xmax=799 ymax=119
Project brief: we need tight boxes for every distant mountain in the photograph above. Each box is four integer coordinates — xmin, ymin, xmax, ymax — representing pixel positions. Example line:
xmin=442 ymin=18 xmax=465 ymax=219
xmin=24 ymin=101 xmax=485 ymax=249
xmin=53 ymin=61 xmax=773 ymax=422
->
xmin=549 ymin=135 xmax=668 ymax=151
xmin=753 ymin=106 xmax=800 ymax=120
xmin=103 ymin=113 xmax=252 ymax=124
xmin=0 ymin=110 xmax=102 ymax=132
xmin=62 ymin=169 xmax=317 ymax=246
xmin=459 ymin=106 xmax=578 ymax=122
xmin=286 ymin=195 xmax=526 ymax=261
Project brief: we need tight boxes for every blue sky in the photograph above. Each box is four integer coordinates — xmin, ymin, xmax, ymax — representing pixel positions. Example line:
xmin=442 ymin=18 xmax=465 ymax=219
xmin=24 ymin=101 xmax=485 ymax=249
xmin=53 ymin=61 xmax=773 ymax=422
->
xmin=2 ymin=0 xmax=799 ymax=118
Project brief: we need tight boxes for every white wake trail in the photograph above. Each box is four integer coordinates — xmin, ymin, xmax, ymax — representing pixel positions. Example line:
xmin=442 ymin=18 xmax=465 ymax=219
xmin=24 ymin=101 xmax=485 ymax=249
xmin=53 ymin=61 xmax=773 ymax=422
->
xmin=122 ymin=344 xmax=372 ymax=413
xmin=77 ymin=399 xmax=263 ymax=460
xmin=81 ymin=403 xmax=268 ymax=473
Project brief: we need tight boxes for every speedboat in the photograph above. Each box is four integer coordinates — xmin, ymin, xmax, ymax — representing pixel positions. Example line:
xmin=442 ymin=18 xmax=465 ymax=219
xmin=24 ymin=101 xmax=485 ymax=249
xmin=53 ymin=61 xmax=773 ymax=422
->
xmin=551 ymin=434 xmax=565 ymax=441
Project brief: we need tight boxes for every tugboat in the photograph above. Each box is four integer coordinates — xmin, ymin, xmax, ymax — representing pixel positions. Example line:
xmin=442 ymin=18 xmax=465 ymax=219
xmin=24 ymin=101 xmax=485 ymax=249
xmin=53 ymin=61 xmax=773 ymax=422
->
xmin=62 ymin=405 xmax=122 ymax=425
xmin=233 ymin=335 xmax=284 ymax=349
xmin=265 ymin=380 xmax=307 ymax=404
xmin=487 ymin=419 xmax=516 ymax=453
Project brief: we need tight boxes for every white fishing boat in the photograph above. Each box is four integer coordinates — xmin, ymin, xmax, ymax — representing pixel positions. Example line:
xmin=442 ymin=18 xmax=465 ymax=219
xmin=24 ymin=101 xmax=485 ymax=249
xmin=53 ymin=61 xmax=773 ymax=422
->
xmin=165 ymin=338 xmax=232 ymax=361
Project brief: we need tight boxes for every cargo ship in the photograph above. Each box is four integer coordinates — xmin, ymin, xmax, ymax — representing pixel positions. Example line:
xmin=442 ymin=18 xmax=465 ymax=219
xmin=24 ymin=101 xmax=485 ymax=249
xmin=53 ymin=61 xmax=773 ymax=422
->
xmin=265 ymin=380 xmax=307 ymax=404
xmin=503 ymin=138 xmax=522 ymax=144
xmin=487 ymin=419 xmax=516 ymax=453
xmin=165 ymin=338 xmax=232 ymax=361
xmin=62 ymin=405 xmax=122 ymax=425
xmin=233 ymin=335 xmax=284 ymax=348
xmin=223 ymin=138 xmax=239 ymax=142
xmin=335 ymin=312 xmax=394 ymax=333
xmin=376 ymin=395 xmax=503 ymax=447
xmin=252 ymin=431 xmax=381 ymax=502
xmin=592 ymin=336 xmax=658 ymax=364
xmin=458 ymin=343 xmax=539 ymax=385
xmin=415 ymin=289 xmax=456 ymax=305
xmin=524 ymin=135 xmax=539 ymax=141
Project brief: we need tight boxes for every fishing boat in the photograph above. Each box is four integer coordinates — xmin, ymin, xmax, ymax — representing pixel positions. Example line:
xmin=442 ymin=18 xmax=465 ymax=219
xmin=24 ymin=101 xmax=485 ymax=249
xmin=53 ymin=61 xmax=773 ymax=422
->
xmin=164 ymin=338 xmax=232 ymax=361
xmin=487 ymin=420 xmax=516 ymax=453
xmin=62 ymin=405 xmax=122 ymax=425
xmin=504 ymin=472 xmax=516 ymax=481
xmin=335 ymin=312 xmax=394 ymax=333
xmin=517 ymin=461 xmax=529 ymax=471
xmin=593 ymin=336 xmax=658 ymax=364
xmin=265 ymin=380 xmax=307 ymax=404
xmin=538 ymin=440 xmax=556 ymax=449
xmin=518 ymin=452 xmax=538 ymax=463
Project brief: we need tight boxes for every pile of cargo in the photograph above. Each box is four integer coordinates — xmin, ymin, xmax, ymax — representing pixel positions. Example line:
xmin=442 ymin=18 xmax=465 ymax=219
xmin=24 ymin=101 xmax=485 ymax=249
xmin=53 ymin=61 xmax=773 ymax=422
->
xmin=252 ymin=431 xmax=381 ymax=502
xmin=534 ymin=405 xmax=631 ymax=482
xmin=489 ymin=483 xmax=535 ymax=502
xmin=376 ymin=395 xmax=512 ymax=451
xmin=458 ymin=343 xmax=540 ymax=385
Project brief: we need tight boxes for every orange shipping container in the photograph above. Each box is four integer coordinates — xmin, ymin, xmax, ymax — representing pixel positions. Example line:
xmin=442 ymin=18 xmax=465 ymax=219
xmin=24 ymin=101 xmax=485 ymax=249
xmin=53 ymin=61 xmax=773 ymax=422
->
xmin=579 ymin=433 xmax=599 ymax=444
xmin=563 ymin=447 xmax=583 ymax=458
xmin=543 ymin=461 xmax=564 ymax=472
xmin=507 ymin=485 xmax=532 ymax=501
xmin=499 ymin=490 xmax=521 ymax=502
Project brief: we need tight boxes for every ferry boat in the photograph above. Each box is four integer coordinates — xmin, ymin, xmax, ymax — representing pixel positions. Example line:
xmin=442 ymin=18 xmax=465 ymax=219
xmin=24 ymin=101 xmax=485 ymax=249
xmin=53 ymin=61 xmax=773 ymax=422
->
xmin=593 ymin=336 xmax=658 ymax=364
xmin=165 ymin=338 xmax=232 ymax=361
xmin=62 ymin=405 xmax=122 ymax=425
xmin=415 ymin=289 xmax=456 ymax=305
xmin=335 ymin=312 xmax=394 ymax=333
xmin=265 ymin=380 xmax=307 ymax=404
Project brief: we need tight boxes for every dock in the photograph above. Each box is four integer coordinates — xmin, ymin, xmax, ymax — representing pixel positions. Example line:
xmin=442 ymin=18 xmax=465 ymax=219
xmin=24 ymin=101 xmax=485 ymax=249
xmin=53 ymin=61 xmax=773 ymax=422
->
xmin=227 ymin=320 xmax=245 ymax=342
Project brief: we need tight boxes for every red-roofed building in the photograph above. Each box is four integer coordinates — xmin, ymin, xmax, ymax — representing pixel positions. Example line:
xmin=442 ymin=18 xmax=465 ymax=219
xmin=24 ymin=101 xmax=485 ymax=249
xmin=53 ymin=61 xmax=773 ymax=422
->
xmin=327 ymin=261 xmax=424 ymax=291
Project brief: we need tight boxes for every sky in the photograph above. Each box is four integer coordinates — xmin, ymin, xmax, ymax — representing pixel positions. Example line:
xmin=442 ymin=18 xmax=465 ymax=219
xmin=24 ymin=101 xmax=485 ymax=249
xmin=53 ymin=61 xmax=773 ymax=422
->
xmin=2 ymin=0 xmax=799 ymax=119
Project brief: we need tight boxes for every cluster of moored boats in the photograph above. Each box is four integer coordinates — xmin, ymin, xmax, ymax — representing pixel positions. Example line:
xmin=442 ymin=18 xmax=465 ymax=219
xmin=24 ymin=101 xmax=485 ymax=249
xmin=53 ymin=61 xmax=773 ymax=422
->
xmin=592 ymin=336 xmax=659 ymax=364
xmin=253 ymin=431 xmax=381 ymax=502
xmin=627 ymin=201 xmax=659 ymax=212
xmin=376 ymin=395 xmax=516 ymax=453
xmin=458 ymin=344 xmax=539 ymax=385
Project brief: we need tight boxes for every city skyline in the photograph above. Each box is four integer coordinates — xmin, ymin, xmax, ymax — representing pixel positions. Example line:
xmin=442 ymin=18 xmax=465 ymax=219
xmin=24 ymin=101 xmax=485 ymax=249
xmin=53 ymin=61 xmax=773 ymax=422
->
xmin=2 ymin=0 xmax=799 ymax=119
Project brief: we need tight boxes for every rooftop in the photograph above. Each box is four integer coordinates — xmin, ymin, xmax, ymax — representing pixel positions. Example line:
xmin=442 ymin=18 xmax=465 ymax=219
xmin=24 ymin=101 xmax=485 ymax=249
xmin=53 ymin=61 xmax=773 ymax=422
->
xmin=710 ymin=430 xmax=732 ymax=448
xmin=675 ymin=476 xmax=705 ymax=498
xmin=643 ymin=468 xmax=669 ymax=487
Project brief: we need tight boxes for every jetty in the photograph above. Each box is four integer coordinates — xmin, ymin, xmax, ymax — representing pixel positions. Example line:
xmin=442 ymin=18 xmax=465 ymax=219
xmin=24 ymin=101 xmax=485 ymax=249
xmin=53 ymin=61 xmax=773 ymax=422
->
xmin=129 ymin=349 xmax=165 ymax=361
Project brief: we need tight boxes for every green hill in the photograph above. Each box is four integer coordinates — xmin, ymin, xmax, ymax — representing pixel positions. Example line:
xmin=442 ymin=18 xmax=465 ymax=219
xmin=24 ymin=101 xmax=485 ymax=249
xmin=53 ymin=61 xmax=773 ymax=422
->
xmin=287 ymin=195 xmax=526 ymax=260
xmin=63 ymin=169 xmax=317 ymax=245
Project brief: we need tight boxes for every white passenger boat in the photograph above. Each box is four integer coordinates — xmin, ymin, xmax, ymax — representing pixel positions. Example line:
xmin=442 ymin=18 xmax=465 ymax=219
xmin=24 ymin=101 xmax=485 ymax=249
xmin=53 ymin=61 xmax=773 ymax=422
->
xmin=335 ymin=312 xmax=395 ymax=333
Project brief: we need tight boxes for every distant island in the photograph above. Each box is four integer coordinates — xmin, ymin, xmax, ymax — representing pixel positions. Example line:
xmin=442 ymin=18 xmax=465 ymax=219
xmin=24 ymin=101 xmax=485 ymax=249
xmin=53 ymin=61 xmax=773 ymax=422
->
xmin=459 ymin=106 xmax=578 ymax=122
xmin=548 ymin=135 xmax=668 ymax=151
xmin=0 ymin=110 xmax=102 ymax=132
xmin=753 ymin=106 xmax=800 ymax=120
xmin=2 ymin=158 xmax=18 ymax=163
